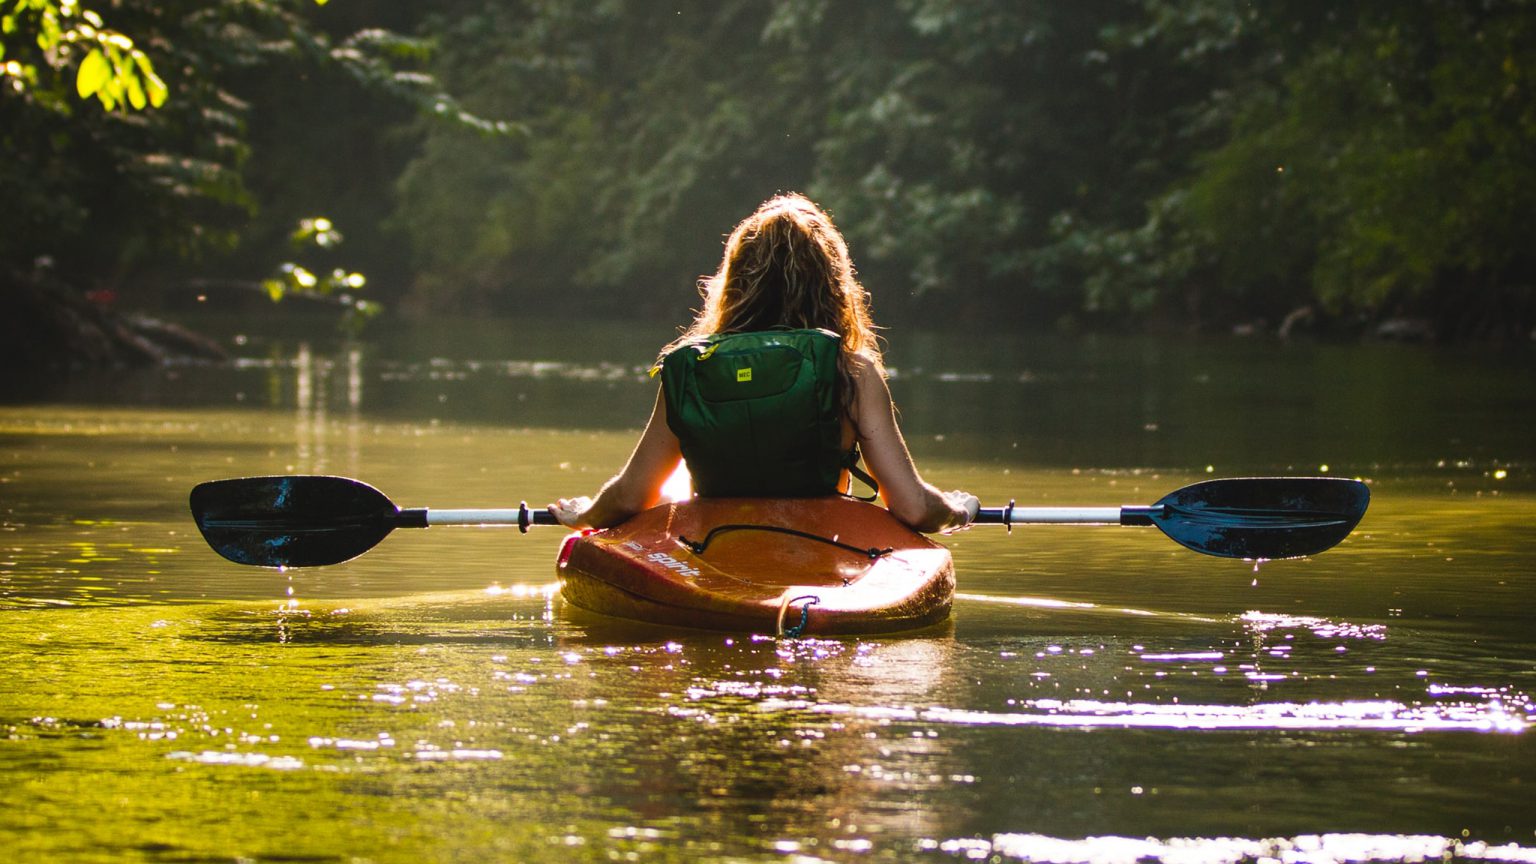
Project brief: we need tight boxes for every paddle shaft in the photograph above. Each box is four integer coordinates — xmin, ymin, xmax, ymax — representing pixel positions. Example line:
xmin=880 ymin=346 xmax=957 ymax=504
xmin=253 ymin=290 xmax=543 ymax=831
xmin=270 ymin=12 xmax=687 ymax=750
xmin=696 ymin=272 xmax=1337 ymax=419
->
xmin=976 ymin=505 xmax=1160 ymax=527
xmin=395 ymin=506 xmax=564 ymax=529
xmin=408 ymin=505 xmax=1155 ymax=529
xmin=380 ymin=501 xmax=1319 ymax=531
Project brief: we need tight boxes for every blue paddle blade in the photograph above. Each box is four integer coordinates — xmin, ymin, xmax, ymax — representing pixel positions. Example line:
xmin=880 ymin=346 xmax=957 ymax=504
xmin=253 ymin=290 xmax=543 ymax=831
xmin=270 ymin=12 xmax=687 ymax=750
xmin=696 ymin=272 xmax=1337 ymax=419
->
xmin=1146 ymin=477 xmax=1370 ymax=559
xmin=190 ymin=475 xmax=404 ymax=567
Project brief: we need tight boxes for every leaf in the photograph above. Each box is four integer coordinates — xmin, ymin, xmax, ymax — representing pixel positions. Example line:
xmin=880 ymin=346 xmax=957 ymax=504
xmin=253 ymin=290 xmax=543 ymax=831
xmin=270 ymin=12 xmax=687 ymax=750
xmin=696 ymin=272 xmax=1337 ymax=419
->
xmin=144 ymin=69 xmax=167 ymax=107
xmin=126 ymin=70 xmax=145 ymax=109
xmin=76 ymin=48 xmax=108 ymax=98
xmin=130 ymin=50 xmax=167 ymax=104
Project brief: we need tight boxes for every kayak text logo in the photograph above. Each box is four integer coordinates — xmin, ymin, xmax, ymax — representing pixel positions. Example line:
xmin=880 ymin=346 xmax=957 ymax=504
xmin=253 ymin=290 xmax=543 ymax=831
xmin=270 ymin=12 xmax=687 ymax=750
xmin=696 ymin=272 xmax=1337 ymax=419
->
xmin=645 ymin=550 xmax=701 ymax=578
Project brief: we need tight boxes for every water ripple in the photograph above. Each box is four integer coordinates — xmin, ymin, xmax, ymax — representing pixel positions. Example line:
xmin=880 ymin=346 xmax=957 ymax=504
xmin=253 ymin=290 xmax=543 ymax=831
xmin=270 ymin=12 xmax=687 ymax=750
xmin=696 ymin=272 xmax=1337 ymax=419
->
xmin=955 ymin=833 xmax=1536 ymax=864
xmin=758 ymin=693 xmax=1531 ymax=734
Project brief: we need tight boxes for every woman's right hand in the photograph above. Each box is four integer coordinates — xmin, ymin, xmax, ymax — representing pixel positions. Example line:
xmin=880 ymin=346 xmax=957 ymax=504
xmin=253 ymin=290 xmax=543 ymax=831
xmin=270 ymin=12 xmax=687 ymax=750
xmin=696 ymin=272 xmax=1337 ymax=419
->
xmin=548 ymin=496 xmax=594 ymax=529
xmin=940 ymin=490 xmax=980 ymax=534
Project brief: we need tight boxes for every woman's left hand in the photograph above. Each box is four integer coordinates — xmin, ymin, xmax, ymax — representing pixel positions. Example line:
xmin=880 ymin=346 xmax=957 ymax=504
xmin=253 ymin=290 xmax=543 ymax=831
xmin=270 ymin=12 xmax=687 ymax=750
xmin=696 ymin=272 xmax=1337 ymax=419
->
xmin=940 ymin=490 xmax=980 ymax=534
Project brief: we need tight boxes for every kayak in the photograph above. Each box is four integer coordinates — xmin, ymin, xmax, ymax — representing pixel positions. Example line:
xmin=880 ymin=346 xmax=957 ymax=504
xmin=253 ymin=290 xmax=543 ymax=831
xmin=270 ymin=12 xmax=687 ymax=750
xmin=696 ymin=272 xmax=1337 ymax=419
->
xmin=555 ymin=496 xmax=955 ymax=635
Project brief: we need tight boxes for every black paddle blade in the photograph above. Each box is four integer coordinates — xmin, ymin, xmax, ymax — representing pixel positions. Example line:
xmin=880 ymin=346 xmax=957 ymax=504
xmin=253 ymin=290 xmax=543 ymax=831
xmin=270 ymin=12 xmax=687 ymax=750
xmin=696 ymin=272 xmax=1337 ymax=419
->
xmin=190 ymin=475 xmax=402 ymax=567
xmin=1149 ymin=477 xmax=1370 ymax=560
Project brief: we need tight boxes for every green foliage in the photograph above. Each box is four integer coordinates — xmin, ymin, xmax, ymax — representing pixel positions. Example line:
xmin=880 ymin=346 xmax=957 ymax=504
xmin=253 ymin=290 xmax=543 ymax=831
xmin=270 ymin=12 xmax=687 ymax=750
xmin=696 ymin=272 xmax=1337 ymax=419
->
xmin=802 ymin=1 xmax=1046 ymax=300
xmin=1054 ymin=0 xmax=1536 ymax=336
xmin=1 ymin=0 xmax=166 ymax=111
xmin=8 ymin=0 xmax=1533 ymax=341
xmin=263 ymin=217 xmax=378 ymax=335
xmin=392 ymin=1 xmax=1106 ymax=322
xmin=2 ymin=0 xmax=506 ymax=308
xmin=392 ymin=3 xmax=758 ymax=314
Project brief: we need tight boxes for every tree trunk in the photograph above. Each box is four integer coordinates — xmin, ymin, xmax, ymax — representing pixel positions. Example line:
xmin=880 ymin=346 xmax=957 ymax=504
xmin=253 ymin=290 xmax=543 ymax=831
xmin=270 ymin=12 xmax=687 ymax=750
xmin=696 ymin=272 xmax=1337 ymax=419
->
xmin=1 ymin=275 xmax=227 ymax=379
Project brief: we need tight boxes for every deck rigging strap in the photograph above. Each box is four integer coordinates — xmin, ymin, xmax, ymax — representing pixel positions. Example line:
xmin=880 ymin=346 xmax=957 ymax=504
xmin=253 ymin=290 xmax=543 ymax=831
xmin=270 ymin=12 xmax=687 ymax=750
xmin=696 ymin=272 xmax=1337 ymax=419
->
xmin=678 ymin=523 xmax=894 ymax=560
xmin=776 ymin=594 xmax=821 ymax=638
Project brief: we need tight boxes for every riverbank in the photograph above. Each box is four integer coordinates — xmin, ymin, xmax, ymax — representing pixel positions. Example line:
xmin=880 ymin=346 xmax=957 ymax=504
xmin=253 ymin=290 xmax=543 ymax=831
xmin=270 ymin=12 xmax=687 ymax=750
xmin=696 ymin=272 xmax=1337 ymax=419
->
xmin=1 ymin=276 xmax=227 ymax=380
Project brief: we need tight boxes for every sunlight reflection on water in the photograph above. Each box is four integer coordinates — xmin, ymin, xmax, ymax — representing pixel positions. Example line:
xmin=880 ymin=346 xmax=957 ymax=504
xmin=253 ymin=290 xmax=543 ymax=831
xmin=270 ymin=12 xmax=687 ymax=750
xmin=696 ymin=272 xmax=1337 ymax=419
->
xmin=965 ymin=833 xmax=1536 ymax=864
xmin=1241 ymin=610 xmax=1388 ymax=640
xmin=774 ymin=695 xmax=1531 ymax=733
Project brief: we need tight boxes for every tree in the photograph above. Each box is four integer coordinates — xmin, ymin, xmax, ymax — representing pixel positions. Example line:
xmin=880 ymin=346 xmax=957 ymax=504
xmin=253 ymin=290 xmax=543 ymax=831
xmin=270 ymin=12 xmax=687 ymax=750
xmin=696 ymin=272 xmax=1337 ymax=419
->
xmin=391 ymin=0 xmax=1134 ymax=325
xmin=392 ymin=2 xmax=803 ymax=317
xmin=1052 ymin=0 xmax=1536 ymax=338
xmin=2 ymin=0 xmax=503 ymax=373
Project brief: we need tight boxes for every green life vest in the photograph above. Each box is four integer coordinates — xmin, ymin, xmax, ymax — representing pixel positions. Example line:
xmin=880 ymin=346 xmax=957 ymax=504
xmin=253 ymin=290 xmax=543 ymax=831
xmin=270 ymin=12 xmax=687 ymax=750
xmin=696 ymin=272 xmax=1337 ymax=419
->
xmin=660 ymin=328 xmax=855 ymax=498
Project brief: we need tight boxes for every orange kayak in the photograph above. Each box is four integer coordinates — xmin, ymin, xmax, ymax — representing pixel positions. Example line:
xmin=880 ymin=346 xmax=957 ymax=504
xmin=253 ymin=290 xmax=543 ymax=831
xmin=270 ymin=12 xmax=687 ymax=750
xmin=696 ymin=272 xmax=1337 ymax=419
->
xmin=556 ymin=497 xmax=954 ymax=635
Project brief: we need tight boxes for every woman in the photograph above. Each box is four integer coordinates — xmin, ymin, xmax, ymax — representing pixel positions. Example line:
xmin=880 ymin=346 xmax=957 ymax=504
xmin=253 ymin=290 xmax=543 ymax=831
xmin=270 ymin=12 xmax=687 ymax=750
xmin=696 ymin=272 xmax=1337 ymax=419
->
xmin=549 ymin=193 xmax=978 ymax=533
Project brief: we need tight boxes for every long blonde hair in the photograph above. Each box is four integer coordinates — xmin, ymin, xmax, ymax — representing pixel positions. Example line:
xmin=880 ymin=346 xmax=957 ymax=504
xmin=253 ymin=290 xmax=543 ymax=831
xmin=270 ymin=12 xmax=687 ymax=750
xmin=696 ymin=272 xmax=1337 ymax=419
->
xmin=668 ymin=194 xmax=883 ymax=376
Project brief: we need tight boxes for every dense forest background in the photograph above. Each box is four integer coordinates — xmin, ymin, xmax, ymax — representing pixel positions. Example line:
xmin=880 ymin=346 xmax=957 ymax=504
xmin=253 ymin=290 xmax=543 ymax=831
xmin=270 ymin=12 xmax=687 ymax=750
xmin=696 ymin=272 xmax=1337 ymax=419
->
xmin=5 ymin=0 xmax=1534 ymax=362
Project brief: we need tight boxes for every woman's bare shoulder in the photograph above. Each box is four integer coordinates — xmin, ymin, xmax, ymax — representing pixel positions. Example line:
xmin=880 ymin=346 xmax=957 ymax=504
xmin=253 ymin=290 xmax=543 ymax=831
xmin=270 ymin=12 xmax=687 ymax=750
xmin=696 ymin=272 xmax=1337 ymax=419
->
xmin=845 ymin=348 xmax=886 ymax=380
xmin=846 ymin=349 xmax=894 ymax=425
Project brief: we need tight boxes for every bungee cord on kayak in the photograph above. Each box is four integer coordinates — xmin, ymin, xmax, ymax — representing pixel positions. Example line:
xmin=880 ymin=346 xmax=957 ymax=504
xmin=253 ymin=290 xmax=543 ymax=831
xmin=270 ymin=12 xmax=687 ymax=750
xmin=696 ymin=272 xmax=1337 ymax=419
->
xmin=678 ymin=522 xmax=894 ymax=563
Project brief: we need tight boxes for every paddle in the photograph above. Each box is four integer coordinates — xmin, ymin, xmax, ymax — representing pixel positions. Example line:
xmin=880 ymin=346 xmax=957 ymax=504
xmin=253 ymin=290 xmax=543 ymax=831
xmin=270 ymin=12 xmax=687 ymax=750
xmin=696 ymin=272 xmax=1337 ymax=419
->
xmin=190 ymin=475 xmax=1368 ymax=568
xmin=974 ymin=476 xmax=1369 ymax=560
xmin=189 ymin=475 xmax=562 ymax=568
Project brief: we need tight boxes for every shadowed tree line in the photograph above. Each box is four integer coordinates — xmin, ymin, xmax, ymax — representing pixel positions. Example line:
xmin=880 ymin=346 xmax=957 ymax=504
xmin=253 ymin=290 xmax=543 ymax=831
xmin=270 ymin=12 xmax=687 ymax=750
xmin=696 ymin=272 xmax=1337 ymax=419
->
xmin=4 ymin=0 xmax=1534 ymax=373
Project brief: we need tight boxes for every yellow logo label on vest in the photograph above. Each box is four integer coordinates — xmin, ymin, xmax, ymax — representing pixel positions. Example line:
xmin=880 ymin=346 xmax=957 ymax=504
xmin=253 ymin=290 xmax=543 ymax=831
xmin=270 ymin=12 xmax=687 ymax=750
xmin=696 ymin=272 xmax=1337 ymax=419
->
xmin=736 ymin=368 xmax=753 ymax=383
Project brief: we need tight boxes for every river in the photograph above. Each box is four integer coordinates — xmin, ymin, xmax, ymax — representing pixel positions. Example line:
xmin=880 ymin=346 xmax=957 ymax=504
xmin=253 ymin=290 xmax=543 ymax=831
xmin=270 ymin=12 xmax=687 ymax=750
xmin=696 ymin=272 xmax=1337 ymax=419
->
xmin=2 ymin=313 xmax=1533 ymax=863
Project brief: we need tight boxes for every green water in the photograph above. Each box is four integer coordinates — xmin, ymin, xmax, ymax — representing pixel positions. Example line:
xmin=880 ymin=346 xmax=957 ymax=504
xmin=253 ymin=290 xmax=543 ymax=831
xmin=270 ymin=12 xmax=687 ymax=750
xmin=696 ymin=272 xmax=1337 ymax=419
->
xmin=3 ymin=316 xmax=1534 ymax=863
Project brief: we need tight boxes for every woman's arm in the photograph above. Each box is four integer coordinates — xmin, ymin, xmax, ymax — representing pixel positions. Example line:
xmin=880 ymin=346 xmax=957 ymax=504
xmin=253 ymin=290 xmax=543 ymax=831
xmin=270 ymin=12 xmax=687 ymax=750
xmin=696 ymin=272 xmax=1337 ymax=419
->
xmin=850 ymin=355 xmax=978 ymax=534
xmin=548 ymin=388 xmax=683 ymax=529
